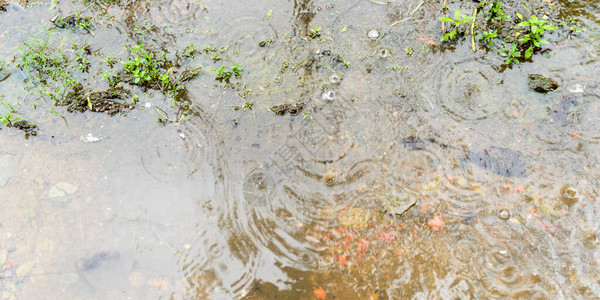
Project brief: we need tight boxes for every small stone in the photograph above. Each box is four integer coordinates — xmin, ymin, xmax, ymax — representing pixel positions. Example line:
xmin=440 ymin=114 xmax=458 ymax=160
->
xmin=47 ymin=186 xmax=66 ymax=198
xmin=368 ymin=29 xmax=380 ymax=39
xmin=16 ymin=261 xmax=35 ymax=278
xmin=55 ymin=182 xmax=78 ymax=195
xmin=339 ymin=207 xmax=368 ymax=229
xmin=569 ymin=84 xmax=584 ymax=93
xmin=376 ymin=192 xmax=417 ymax=216
xmin=528 ymin=74 xmax=559 ymax=93
xmin=48 ymin=182 xmax=78 ymax=201
xmin=81 ymin=133 xmax=100 ymax=143
xmin=144 ymin=102 xmax=152 ymax=108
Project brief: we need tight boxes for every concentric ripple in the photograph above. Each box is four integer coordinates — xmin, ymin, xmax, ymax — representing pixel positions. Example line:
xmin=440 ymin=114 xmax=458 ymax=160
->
xmin=430 ymin=59 xmax=509 ymax=122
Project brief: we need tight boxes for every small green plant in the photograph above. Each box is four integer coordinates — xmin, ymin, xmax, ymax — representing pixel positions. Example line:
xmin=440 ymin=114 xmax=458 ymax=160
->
xmin=121 ymin=43 xmax=186 ymax=100
xmin=75 ymin=54 xmax=90 ymax=72
xmin=486 ymin=1 xmax=508 ymax=22
xmin=499 ymin=43 xmax=521 ymax=64
xmin=231 ymin=64 xmax=243 ymax=76
xmin=0 ymin=102 xmax=21 ymax=127
xmin=104 ymin=56 xmax=117 ymax=68
xmin=561 ymin=16 xmax=585 ymax=34
xmin=242 ymin=101 xmax=254 ymax=111
xmin=212 ymin=64 xmax=243 ymax=81
xmin=440 ymin=10 xmax=474 ymax=41
xmin=308 ymin=24 xmax=321 ymax=39
xmin=211 ymin=53 xmax=222 ymax=62
xmin=182 ymin=43 xmax=198 ymax=58
xmin=123 ymin=44 xmax=157 ymax=84
xmin=478 ymin=29 xmax=498 ymax=48
xmin=20 ymin=38 xmax=67 ymax=83
xmin=265 ymin=9 xmax=273 ymax=20
xmin=54 ymin=9 xmax=94 ymax=34
xmin=516 ymin=14 xmax=557 ymax=59
xmin=212 ymin=66 xmax=232 ymax=81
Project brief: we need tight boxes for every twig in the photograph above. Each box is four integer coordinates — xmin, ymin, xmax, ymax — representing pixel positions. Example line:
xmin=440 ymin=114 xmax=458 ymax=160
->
xmin=471 ymin=7 xmax=478 ymax=52
xmin=368 ymin=0 xmax=391 ymax=4
xmin=390 ymin=0 xmax=423 ymax=27
xmin=0 ymin=71 xmax=11 ymax=83
xmin=155 ymin=233 xmax=187 ymax=260
xmin=323 ymin=65 xmax=342 ymax=79
xmin=442 ymin=0 xmax=447 ymax=32
xmin=390 ymin=18 xmax=411 ymax=27
xmin=410 ymin=1 xmax=424 ymax=16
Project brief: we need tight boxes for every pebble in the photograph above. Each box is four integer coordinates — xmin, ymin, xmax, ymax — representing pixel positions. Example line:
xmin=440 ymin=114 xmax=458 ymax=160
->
xmin=16 ymin=261 xmax=35 ymax=278
xmin=569 ymin=84 xmax=584 ymax=93
xmin=48 ymin=182 xmax=78 ymax=200
xmin=81 ymin=133 xmax=100 ymax=143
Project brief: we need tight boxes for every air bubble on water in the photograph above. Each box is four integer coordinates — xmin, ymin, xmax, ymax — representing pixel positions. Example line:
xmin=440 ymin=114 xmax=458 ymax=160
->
xmin=368 ymin=29 xmax=380 ymax=39
xmin=322 ymin=90 xmax=336 ymax=101
xmin=329 ymin=74 xmax=341 ymax=85
xmin=498 ymin=208 xmax=510 ymax=220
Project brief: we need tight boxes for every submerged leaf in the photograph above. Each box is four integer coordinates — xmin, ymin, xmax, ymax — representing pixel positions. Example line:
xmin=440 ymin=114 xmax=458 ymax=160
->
xmin=314 ymin=286 xmax=327 ymax=299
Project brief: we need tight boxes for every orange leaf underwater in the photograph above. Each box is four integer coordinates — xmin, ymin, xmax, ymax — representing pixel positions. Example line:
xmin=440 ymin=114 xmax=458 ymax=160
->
xmin=314 ymin=286 xmax=327 ymax=299
xmin=428 ymin=214 xmax=444 ymax=231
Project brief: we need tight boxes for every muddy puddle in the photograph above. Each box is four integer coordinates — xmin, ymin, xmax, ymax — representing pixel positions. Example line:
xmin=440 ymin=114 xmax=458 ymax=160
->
xmin=1 ymin=0 xmax=600 ymax=298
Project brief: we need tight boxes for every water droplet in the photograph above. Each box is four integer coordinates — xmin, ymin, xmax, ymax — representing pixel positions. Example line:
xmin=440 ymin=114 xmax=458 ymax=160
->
xmin=561 ymin=184 xmax=580 ymax=205
xmin=324 ymin=172 xmax=336 ymax=186
xmin=559 ymin=259 xmax=576 ymax=276
xmin=368 ymin=29 xmax=380 ymax=39
xmin=498 ymin=208 xmax=510 ymax=220
xmin=379 ymin=48 xmax=390 ymax=58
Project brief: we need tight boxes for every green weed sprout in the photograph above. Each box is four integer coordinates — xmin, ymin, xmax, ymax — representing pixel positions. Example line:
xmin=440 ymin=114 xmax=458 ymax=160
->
xmin=440 ymin=10 xmax=474 ymax=42
xmin=516 ymin=14 xmax=557 ymax=59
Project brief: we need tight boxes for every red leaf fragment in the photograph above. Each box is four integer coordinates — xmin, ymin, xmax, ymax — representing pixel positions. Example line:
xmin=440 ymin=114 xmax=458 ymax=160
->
xmin=314 ymin=286 xmax=327 ymax=299
xmin=516 ymin=184 xmax=525 ymax=193
xmin=379 ymin=232 xmax=395 ymax=240
xmin=337 ymin=255 xmax=347 ymax=266
xmin=428 ymin=214 xmax=444 ymax=231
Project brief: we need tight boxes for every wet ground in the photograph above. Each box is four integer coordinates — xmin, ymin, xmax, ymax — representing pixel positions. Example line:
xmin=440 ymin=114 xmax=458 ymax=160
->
xmin=1 ymin=0 xmax=600 ymax=299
